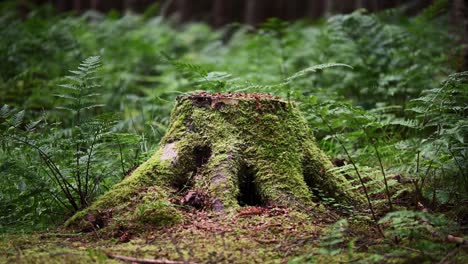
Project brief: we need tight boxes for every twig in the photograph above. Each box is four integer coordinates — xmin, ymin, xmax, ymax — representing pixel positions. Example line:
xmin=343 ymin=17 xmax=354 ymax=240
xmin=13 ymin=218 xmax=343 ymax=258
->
xmin=106 ymin=253 xmax=199 ymax=264
xmin=253 ymin=238 xmax=279 ymax=244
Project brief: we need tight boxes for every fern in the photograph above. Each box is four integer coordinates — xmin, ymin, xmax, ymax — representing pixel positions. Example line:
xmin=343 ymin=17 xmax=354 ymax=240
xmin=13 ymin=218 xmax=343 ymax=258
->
xmin=56 ymin=56 xmax=104 ymax=124
xmin=0 ymin=105 xmax=14 ymax=119
xmin=379 ymin=210 xmax=456 ymax=240
xmin=388 ymin=119 xmax=420 ymax=129
xmin=318 ymin=219 xmax=350 ymax=256
xmin=400 ymin=72 xmax=468 ymax=204
xmin=11 ymin=110 xmax=25 ymax=128
xmin=285 ymin=63 xmax=352 ymax=83
xmin=0 ymin=56 xmax=142 ymax=220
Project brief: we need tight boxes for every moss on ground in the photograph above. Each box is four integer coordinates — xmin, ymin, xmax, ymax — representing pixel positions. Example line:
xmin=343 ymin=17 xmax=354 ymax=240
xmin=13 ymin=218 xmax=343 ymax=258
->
xmin=1 ymin=207 xmax=334 ymax=263
xmin=3 ymin=206 xmax=466 ymax=264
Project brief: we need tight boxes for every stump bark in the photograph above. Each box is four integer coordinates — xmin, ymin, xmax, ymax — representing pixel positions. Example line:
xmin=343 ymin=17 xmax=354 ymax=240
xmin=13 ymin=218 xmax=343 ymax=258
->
xmin=66 ymin=92 xmax=363 ymax=230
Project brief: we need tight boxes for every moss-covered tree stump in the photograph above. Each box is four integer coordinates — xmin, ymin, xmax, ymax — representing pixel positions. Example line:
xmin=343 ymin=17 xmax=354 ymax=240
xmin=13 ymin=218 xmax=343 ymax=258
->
xmin=66 ymin=92 xmax=363 ymax=230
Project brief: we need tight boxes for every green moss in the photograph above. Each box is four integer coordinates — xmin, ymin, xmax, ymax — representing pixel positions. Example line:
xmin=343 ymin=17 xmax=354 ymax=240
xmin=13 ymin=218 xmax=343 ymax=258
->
xmin=133 ymin=202 xmax=182 ymax=226
xmin=66 ymin=93 xmax=364 ymax=230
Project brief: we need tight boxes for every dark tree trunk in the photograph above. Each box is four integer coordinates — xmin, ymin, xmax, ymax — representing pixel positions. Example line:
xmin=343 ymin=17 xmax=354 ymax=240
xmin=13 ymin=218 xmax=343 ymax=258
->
xmin=307 ymin=0 xmax=326 ymax=20
xmin=452 ymin=0 xmax=468 ymax=71
xmin=56 ymin=0 xmax=72 ymax=12
xmin=245 ymin=0 xmax=271 ymax=26
xmin=341 ymin=0 xmax=357 ymax=14
xmin=73 ymin=0 xmax=90 ymax=12
xmin=406 ymin=0 xmax=433 ymax=15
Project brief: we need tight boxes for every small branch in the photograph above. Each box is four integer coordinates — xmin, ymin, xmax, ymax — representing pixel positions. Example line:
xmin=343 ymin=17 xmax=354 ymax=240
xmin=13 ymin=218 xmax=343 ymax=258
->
xmin=253 ymin=238 xmax=279 ymax=244
xmin=105 ymin=253 xmax=199 ymax=264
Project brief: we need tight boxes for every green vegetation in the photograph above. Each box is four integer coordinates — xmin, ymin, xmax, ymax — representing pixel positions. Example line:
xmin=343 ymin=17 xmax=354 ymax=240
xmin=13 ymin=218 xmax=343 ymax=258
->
xmin=0 ymin=1 xmax=466 ymax=263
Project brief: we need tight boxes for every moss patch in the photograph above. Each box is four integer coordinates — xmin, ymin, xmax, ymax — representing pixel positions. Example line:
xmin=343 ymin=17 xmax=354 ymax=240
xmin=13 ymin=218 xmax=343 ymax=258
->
xmin=4 ymin=206 xmax=464 ymax=264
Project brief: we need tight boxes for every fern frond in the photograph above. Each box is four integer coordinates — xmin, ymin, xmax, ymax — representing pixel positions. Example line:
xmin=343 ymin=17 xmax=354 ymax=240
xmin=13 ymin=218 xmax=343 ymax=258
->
xmin=232 ymin=83 xmax=283 ymax=93
xmin=69 ymin=70 xmax=85 ymax=76
xmin=64 ymin=75 xmax=83 ymax=83
xmin=405 ymin=106 xmax=427 ymax=114
xmin=25 ymin=117 xmax=43 ymax=132
xmin=389 ymin=119 xmax=420 ymax=129
xmin=53 ymin=94 xmax=78 ymax=100
xmin=162 ymin=52 xmax=208 ymax=77
xmin=0 ymin=105 xmax=14 ymax=119
xmin=285 ymin=63 xmax=353 ymax=83
xmin=80 ymin=56 xmax=102 ymax=70
xmin=56 ymin=56 xmax=103 ymax=120
xmin=57 ymin=84 xmax=79 ymax=90
xmin=12 ymin=110 xmax=25 ymax=128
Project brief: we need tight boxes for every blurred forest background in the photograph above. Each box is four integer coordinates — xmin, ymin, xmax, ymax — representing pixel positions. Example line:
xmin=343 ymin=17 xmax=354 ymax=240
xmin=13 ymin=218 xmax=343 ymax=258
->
xmin=17 ymin=0 xmax=468 ymax=70
xmin=20 ymin=0 xmax=443 ymax=26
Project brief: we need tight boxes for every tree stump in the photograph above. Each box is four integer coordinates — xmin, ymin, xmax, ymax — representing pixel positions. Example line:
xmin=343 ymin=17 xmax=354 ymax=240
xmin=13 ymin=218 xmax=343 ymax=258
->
xmin=65 ymin=92 xmax=363 ymax=230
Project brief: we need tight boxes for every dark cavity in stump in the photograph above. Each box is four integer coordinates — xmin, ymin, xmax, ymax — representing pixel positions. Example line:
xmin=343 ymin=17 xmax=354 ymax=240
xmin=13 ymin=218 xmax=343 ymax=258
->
xmin=237 ymin=164 xmax=263 ymax=207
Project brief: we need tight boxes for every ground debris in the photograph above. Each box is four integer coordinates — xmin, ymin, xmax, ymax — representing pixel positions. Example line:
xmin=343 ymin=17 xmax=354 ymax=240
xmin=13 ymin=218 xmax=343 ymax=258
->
xmin=106 ymin=253 xmax=199 ymax=264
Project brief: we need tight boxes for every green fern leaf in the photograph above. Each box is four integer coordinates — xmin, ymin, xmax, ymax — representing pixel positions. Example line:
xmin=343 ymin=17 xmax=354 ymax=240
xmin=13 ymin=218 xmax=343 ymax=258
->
xmin=25 ymin=118 xmax=43 ymax=132
xmin=389 ymin=119 xmax=420 ymax=129
xmin=12 ymin=110 xmax=25 ymax=128
xmin=285 ymin=63 xmax=353 ymax=83
xmin=0 ymin=105 xmax=14 ymax=119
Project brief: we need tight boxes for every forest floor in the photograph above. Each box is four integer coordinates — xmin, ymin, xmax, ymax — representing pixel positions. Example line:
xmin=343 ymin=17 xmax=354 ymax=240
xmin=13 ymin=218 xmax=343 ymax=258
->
xmin=0 ymin=206 xmax=324 ymax=264
xmin=1 ymin=204 xmax=467 ymax=264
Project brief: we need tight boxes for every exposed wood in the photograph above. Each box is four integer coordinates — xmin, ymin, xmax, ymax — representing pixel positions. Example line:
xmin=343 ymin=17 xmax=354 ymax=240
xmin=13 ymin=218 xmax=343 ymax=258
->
xmin=447 ymin=234 xmax=468 ymax=245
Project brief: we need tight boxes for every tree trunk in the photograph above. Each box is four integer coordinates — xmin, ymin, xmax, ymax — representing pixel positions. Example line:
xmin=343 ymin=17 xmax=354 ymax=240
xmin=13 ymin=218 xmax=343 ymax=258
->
xmin=65 ymin=92 xmax=363 ymax=231
xmin=307 ymin=0 xmax=326 ymax=20
xmin=245 ymin=0 xmax=269 ymax=26
xmin=452 ymin=0 xmax=468 ymax=71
